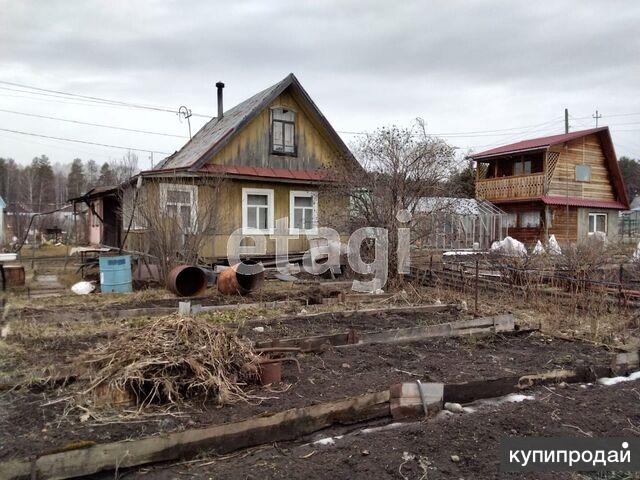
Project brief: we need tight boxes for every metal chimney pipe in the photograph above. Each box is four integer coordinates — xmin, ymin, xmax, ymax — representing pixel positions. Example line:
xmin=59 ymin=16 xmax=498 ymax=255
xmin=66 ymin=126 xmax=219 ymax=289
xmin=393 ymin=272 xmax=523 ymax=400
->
xmin=215 ymin=81 xmax=225 ymax=118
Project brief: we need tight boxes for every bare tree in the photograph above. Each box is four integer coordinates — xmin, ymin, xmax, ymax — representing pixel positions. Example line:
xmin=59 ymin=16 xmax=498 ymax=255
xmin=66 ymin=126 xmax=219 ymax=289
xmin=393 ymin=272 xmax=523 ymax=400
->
xmin=324 ymin=119 xmax=457 ymax=279
xmin=112 ymin=150 xmax=139 ymax=184
xmin=121 ymin=176 xmax=225 ymax=281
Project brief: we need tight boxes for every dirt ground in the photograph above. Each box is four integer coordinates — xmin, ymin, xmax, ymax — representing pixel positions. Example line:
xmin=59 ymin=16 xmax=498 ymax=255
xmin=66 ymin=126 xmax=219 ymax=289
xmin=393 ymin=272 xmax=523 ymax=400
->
xmin=239 ymin=306 xmax=462 ymax=340
xmin=134 ymin=379 xmax=640 ymax=480
xmin=0 ymin=305 xmax=461 ymax=381
xmin=0 ymin=331 xmax=616 ymax=462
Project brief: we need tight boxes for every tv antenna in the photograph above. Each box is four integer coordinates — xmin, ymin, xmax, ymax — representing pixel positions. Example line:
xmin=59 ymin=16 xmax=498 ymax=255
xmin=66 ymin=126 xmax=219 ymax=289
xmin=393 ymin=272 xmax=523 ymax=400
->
xmin=178 ymin=106 xmax=193 ymax=138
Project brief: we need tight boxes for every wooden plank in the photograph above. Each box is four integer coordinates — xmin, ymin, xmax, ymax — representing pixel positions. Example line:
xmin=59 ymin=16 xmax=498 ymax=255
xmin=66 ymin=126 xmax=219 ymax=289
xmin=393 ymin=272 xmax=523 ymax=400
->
xmin=444 ymin=366 xmax=611 ymax=405
xmin=254 ymin=331 xmax=354 ymax=352
xmin=346 ymin=315 xmax=515 ymax=347
xmin=0 ymin=391 xmax=390 ymax=480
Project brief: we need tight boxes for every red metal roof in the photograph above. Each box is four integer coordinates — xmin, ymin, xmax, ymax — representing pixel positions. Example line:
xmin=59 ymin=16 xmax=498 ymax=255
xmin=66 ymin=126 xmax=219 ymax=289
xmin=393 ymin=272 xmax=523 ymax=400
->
xmin=541 ymin=195 xmax=627 ymax=210
xmin=200 ymin=164 xmax=328 ymax=181
xmin=469 ymin=127 xmax=608 ymax=159
xmin=470 ymin=126 xmax=629 ymax=209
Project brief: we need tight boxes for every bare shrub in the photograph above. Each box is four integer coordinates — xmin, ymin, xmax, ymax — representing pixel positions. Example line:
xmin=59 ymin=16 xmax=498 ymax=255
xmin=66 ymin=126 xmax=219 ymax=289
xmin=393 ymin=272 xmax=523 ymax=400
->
xmin=121 ymin=176 xmax=224 ymax=281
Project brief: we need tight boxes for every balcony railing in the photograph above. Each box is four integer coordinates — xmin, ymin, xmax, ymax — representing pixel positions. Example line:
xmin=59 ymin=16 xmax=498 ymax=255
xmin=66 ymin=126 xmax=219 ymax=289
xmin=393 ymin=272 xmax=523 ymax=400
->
xmin=476 ymin=173 xmax=544 ymax=201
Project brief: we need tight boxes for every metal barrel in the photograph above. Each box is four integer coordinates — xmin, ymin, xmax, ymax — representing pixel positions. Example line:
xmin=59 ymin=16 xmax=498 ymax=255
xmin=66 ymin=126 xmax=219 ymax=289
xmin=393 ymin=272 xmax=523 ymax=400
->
xmin=217 ymin=261 xmax=264 ymax=295
xmin=99 ymin=255 xmax=133 ymax=293
xmin=166 ymin=265 xmax=207 ymax=297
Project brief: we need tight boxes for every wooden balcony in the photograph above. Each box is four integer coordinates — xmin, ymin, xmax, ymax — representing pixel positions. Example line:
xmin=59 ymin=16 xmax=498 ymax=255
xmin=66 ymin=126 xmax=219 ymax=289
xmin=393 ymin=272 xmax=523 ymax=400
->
xmin=476 ymin=173 xmax=544 ymax=201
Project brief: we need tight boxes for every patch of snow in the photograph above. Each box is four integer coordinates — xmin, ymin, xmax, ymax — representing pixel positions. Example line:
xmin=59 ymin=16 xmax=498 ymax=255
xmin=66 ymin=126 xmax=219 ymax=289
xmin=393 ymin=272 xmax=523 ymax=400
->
xmin=361 ymin=423 xmax=405 ymax=434
xmin=313 ymin=435 xmax=343 ymax=446
xmin=313 ymin=437 xmax=335 ymax=446
xmin=596 ymin=370 xmax=640 ymax=386
xmin=502 ymin=393 xmax=534 ymax=403
xmin=443 ymin=250 xmax=477 ymax=256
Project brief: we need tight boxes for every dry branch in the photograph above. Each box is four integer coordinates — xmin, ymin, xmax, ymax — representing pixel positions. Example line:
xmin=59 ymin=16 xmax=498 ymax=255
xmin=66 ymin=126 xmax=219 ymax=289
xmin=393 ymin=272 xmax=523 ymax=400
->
xmin=82 ymin=314 xmax=261 ymax=407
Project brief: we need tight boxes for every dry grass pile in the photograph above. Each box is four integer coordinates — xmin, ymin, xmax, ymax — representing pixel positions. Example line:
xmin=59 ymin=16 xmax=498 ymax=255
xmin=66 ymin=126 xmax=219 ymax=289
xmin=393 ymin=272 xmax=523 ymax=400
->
xmin=84 ymin=314 xmax=260 ymax=407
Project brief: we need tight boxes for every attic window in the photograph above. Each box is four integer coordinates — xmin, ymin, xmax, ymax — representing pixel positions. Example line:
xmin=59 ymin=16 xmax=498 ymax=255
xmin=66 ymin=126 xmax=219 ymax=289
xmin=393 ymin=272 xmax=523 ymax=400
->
xmin=271 ymin=108 xmax=296 ymax=155
xmin=576 ymin=164 xmax=591 ymax=182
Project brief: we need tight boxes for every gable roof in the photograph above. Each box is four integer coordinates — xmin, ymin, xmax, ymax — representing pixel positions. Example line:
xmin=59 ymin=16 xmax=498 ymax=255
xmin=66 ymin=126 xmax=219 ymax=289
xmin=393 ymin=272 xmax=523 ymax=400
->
xmin=154 ymin=73 xmax=356 ymax=172
xmin=469 ymin=127 xmax=629 ymax=208
xmin=469 ymin=127 xmax=608 ymax=160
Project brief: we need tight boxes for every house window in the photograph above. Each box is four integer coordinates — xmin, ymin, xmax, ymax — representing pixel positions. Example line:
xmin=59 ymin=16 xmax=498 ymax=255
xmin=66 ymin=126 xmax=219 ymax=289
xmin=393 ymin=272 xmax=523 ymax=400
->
xmin=504 ymin=213 xmax=517 ymax=228
xmin=242 ymin=188 xmax=274 ymax=234
xmin=290 ymin=191 xmax=318 ymax=233
xmin=271 ymin=108 xmax=296 ymax=155
xmin=576 ymin=165 xmax=591 ymax=182
xmin=519 ymin=211 xmax=541 ymax=228
xmin=160 ymin=183 xmax=197 ymax=231
xmin=588 ymin=213 xmax=607 ymax=234
xmin=514 ymin=159 xmax=532 ymax=176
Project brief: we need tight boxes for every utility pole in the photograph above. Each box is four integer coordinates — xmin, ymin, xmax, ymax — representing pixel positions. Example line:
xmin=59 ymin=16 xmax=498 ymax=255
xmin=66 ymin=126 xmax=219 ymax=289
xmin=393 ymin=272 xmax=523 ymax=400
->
xmin=564 ymin=108 xmax=569 ymax=134
xmin=592 ymin=110 xmax=602 ymax=127
xmin=149 ymin=151 xmax=154 ymax=169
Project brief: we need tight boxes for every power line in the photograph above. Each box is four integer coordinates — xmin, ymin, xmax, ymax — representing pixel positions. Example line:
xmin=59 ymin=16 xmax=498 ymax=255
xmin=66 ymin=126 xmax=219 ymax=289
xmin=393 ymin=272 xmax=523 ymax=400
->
xmin=0 ymin=108 xmax=187 ymax=138
xmin=0 ymin=127 xmax=172 ymax=155
xmin=337 ymin=117 xmax=564 ymax=138
xmin=0 ymin=80 xmax=213 ymax=118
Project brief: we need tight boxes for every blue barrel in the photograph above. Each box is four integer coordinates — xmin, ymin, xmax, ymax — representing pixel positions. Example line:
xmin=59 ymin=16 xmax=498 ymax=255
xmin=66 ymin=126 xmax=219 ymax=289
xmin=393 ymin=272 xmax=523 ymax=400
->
xmin=99 ymin=255 xmax=133 ymax=293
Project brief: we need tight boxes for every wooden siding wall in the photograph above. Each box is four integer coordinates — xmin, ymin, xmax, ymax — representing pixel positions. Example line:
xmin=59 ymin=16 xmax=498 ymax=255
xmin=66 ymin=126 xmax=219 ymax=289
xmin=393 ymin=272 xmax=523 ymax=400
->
xmin=497 ymin=202 xmax=579 ymax=244
xmin=209 ymin=91 xmax=340 ymax=171
xmin=548 ymin=205 xmax=578 ymax=243
xmin=548 ymin=134 xmax=615 ymax=200
xmin=124 ymin=179 xmax=349 ymax=261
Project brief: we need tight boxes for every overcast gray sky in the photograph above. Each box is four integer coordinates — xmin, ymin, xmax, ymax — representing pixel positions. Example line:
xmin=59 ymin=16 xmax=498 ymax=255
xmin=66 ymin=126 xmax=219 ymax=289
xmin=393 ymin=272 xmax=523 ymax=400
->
xmin=1 ymin=0 xmax=639 ymax=167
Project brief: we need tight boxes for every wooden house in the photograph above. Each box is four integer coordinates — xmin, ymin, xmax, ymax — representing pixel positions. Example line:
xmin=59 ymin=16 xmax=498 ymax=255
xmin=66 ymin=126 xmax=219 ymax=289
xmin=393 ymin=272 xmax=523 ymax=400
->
xmin=471 ymin=127 xmax=629 ymax=244
xmin=79 ymin=74 xmax=357 ymax=261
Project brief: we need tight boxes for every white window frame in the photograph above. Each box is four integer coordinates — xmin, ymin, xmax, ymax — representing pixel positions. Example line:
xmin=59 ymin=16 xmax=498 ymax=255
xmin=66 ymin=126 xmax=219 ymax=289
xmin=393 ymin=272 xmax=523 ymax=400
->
xmin=160 ymin=183 xmax=198 ymax=232
xmin=289 ymin=190 xmax=318 ymax=235
xmin=242 ymin=188 xmax=274 ymax=234
xmin=588 ymin=212 xmax=607 ymax=235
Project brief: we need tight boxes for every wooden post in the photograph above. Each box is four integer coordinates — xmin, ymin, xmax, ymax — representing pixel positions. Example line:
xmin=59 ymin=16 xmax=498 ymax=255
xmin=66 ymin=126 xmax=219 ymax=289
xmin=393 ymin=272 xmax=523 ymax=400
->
xmin=475 ymin=259 xmax=480 ymax=314
xmin=619 ymin=263 xmax=624 ymax=308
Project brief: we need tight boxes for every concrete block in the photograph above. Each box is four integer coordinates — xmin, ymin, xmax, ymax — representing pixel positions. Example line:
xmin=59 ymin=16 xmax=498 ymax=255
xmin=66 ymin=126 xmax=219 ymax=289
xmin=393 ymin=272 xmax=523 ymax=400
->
xmin=178 ymin=301 xmax=191 ymax=315
xmin=389 ymin=381 xmax=443 ymax=419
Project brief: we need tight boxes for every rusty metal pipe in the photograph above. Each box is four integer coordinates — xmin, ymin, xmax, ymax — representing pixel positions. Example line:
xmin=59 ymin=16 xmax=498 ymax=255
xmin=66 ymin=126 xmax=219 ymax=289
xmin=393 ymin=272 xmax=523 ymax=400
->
xmin=217 ymin=261 xmax=264 ymax=295
xmin=166 ymin=265 xmax=207 ymax=297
